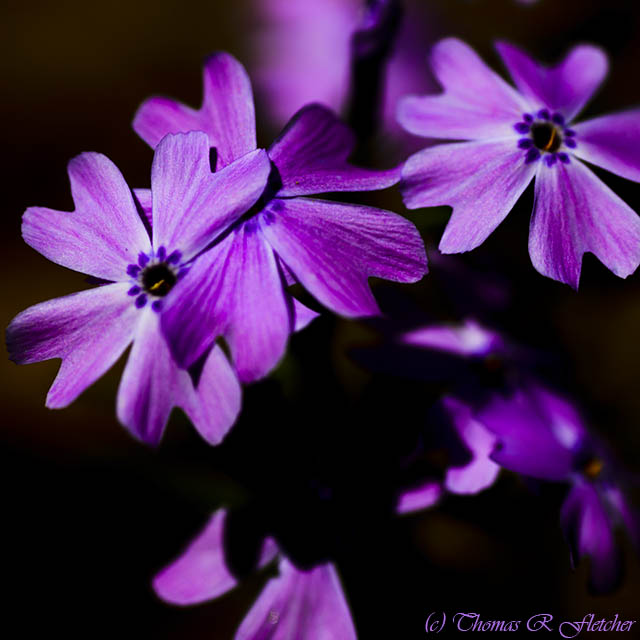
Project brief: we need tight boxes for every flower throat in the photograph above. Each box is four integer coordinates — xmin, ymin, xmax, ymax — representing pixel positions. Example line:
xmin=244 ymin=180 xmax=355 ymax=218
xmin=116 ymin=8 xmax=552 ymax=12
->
xmin=142 ymin=263 xmax=177 ymax=297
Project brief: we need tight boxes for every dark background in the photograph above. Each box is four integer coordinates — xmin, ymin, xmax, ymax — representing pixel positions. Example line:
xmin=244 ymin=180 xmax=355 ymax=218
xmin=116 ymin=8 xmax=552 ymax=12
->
xmin=2 ymin=0 xmax=639 ymax=637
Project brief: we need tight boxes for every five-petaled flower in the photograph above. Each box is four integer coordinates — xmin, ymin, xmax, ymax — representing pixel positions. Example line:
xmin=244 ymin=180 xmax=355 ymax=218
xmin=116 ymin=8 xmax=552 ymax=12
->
xmin=6 ymin=132 xmax=272 ymax=445
xmin=399 ymin=38 xmax=640 ymax=288
xmin=133 ymin=52 xmax=428 ymax=382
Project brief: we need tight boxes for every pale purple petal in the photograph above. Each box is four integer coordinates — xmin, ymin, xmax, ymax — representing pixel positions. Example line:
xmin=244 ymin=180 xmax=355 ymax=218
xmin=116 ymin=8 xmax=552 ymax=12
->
xmin=396 ymin=481 xmax=442 ymax=514
xmin=160 ymin=233 xmax=234 ymax=371
xmin=116 ymin=309 xmax=189 ymax=446
xmin=181 ymin=345 xmax=242 ymax=446
xmin=22 ymin=153 xmax=151 ymax=281
xmin=116 ymin=310 xmax=240 ymax=446
xmin=401 ymin=320 xmax=504 ymax=358
xmin=261 ymin=198 xmax=427 ymax=317
xmin=6 ymin=283 xmax=137 ymax=408
xmin=153 ymin=510 xmax=237 ymax=605
xmin=529 ymin=159 xmax=640 ymax=289
xmin=133 ymin=188 xmax=153 ymax=228
xmin=134 ymin=53 xmax=256 ymax=169
xmin=402 ymin=140 xmax=537 ymax=252
xmin=478 ymin=385 xmax=585 ymax=481
xmin=560 ymin=482 xmax=620 ymax=593
xmin=235 ymin=559 xmax=357 ymax=640
xmin=443 ymin=397 xmax=500 ymax=495
xmin=291 ymin=299 xmax=320 ymax=332
xmin=222 ymin=224 xmax=291 ymax=383
xmin=153 ymin=510 xmax=279 ymax=606
xmin=571 ymin=110 xmax=640 ymax=183
xmin=132 ymin=97 xmax=200 ymax=151
xmin=162 ymin=222 xmax=291 ymax=382
xmin=496 ymin=42 xmax=608 ymax=121
xmin=151 ymin=132 xmax=270 ymax=261
xmin=397 ymin=38 xmax=531 ymax=141
xmin=199 ymin=52 xmax=258 ymax=168
xmin=268 ymin=104 xmax=399 ymax=197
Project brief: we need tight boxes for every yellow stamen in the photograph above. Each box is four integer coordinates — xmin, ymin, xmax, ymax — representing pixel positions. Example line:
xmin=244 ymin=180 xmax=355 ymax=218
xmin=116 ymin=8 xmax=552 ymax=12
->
xmin=543 ymin=127 xmax=558 ymax=152
xmin=583 ymin=457 xmax=603 ymax=479
xmin=149 ymin=279 xmax=166 ymax=293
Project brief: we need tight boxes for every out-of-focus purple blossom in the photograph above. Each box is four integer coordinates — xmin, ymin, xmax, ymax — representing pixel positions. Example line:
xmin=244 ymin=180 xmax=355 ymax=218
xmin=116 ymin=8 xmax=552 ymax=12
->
xmin=133 ymin=52 xmax=427 ymax=383
xmin=402 ymin=319 xmax=505 ymax=359
xmin=154 ymin=509 xmax=357 ymax=639
xmin=250 ymin=0 xmax=435 ymax=148
xmin=396 ymin=395 xmax=500 ymax=515
xmin=479 ymin=384 xmax=640 ymax=593
xmin=6 ymin=132 xmax=272 ymax=445
xmin=399 ymin=38 xmax=640 ymax=288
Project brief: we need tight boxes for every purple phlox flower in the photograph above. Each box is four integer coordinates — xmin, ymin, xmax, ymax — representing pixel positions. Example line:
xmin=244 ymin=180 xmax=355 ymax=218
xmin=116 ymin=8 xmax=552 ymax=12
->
xmin=248 ymin=0 xmax=435 ymax=147
xmin=6 ymin=131 xmax=273 ymax=445
xmin=153 ymin=509 xmax=358 ymax=639
xmin=478 ymin=384 xmax=639 ymax=593
xmin=399 ymin=38 xmax=640 ymax=288
xmin=133 ymin=52 xmax=427 ymax=383
xmin=396 ymin=395 xmax=500 ymax=515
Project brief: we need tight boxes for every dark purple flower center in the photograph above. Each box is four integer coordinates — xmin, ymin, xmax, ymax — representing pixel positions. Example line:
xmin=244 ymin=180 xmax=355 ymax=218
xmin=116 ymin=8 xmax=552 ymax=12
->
xmin=513 ymin=110 xmax=577 ymax=167
xmin=141 ymin=263 xmax=177 ymax=297
xmin=126 ymin=247 xmax=186 ymax=312
xmin=531 ymin=122 xmax=562 ymax=153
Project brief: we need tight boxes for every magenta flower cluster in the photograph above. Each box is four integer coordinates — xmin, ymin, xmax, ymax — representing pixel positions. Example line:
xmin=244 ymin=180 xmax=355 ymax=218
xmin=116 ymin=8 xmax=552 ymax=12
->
xmin=6 ymin=0 xmax=640 ymax=637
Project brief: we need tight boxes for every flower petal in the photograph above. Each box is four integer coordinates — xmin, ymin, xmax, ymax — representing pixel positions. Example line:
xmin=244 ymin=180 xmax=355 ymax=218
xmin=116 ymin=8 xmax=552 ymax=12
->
xmin=402 ymin=320 xmax=504 ymax=358
xmin=396 ymin=481 xmax=442 ymax=515
xmin=560 ymin=482 xmax=621 ymax=594
xmin=529 ymin=159 xmax=640 ymax=288
xmin=571 ymin=110 xmax=640 ymax=183
xmin=221 ymin=225 xmax=291 ymax=383
xmin=133 ymin=188 xmax=153 ymax=228
xmin=268 ymin=104 xmax=399 ymax=197
xmin=22 ymin=153 xmax=151 ymax=281
xmin=161 ymin=222 xmax=291 ymax=382
xmin=6 ymin=283 xmax=137 ymax=408
xmin=443 ymin=397 xmax=500 ymax=495
xmin=496 ymin=42 xmax=608 ymax=121
xmin=116 ymin=310 xmax=240 ymax=446
xmin=181 ymin=345 xmax=242 ymax=446
xmin=402 ymin=140 xmax=536 ymax=252
xmin=478 ymin=385 xmax=584 ymax=482
xmin=153 ymin=510 xmax=279 ymax=606
xmin=151 ymin=132 xmax=270 ymax=261
xmin=133 ymin=53 xmax=256 ymax=169
xmin=397 ymin=38 xmax=530 ymax=141
xmin=261 ymin=198 xmax=427 ymax=317
xmin=235 ymin=559 xmax=357 ymax=640
xmin=291 ymin=298 xmax=320 ymax=332
xmin=132 ymin=96 xmax=199 ymax=150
